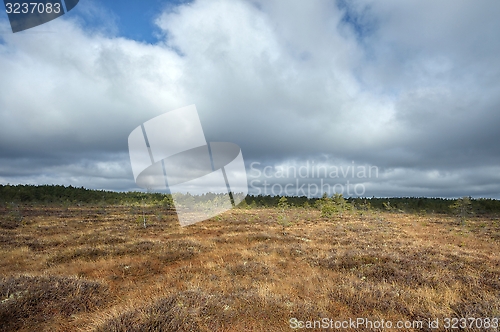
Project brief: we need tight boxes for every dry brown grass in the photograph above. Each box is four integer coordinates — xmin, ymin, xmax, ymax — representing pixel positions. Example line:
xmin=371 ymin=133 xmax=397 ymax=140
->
xmin=1 ymin=205 xmax=500 ymax=331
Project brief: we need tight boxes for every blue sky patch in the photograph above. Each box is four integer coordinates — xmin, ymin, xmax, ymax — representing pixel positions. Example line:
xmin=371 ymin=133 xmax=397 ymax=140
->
xmin=105 ymin=0 xmax=194 ymax=43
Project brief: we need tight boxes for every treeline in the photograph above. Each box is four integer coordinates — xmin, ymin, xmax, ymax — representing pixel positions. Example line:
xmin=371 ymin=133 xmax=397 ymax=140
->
xmin=0 ymin=184 xmax=167 ymax=205
xmin=241 ymin=195 xmax=500 ymax=215
xmin=2 ymin=184 xmax=500 ymax=215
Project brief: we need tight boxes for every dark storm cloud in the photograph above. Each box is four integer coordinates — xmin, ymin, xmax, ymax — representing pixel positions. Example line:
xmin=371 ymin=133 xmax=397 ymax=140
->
xmin=0 ymin=0 xmax=499 ymax=197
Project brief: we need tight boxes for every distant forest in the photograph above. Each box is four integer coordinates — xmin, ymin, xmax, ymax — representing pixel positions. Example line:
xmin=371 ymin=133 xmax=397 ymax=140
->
xmin=1 ymin=184 xmax=500 ymax=215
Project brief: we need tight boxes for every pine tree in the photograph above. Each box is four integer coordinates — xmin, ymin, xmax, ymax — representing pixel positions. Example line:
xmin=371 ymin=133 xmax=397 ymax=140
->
xmin=450 ymin=196 xmax=472 ymax=225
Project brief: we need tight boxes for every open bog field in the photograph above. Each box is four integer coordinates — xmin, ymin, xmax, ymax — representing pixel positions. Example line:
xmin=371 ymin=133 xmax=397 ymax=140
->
xmin=1 ymin=205 xmax=500 ymax=331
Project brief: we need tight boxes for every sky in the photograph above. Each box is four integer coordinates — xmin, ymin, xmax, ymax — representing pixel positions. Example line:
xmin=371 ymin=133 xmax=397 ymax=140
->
xmin=0 ymin=0 xmax=500 ymax=198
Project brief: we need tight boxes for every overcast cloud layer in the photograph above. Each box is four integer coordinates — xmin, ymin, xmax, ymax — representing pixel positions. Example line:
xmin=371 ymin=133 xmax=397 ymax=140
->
xmin=1 ymin=0 xmax=499 ymax=198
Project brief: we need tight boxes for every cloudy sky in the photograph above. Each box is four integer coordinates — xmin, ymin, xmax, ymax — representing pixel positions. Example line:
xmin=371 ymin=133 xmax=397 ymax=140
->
xmin=1 ymin=0 xmax=499 ymax=198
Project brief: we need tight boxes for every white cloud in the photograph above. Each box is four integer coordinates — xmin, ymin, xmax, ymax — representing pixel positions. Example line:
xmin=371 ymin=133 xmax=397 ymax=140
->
xmin=0 ymin=0 xmax=499 ymax=197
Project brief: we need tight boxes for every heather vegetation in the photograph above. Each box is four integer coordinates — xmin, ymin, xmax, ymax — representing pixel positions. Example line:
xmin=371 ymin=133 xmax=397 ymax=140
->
xmin=1 ymin=185 xmax=500 ymax=331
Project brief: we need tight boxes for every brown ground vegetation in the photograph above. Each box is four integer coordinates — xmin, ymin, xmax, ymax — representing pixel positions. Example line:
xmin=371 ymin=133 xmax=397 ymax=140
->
xmin=1 ymin=205 xmax=499 ymax=331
